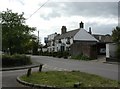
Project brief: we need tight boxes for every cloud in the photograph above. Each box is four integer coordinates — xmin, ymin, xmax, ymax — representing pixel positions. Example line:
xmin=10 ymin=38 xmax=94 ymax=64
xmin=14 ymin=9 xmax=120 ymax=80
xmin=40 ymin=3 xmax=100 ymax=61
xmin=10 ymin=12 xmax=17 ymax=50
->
xmin=42 ymin=2 xmax=118 ymax=20
xmin=0 ymin=1 xmax=118 ymax=44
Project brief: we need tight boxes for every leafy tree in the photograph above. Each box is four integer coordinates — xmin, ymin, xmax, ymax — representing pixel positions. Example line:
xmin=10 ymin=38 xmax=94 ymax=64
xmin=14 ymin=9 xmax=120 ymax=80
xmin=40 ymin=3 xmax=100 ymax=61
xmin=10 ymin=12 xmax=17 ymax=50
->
xmin=112 ymin=26 xmax=120 ymax=59
xmin=112 ymin=26 xmax=120 ymax=43
xmin=2 ymin=9 xmax=36 ymax=55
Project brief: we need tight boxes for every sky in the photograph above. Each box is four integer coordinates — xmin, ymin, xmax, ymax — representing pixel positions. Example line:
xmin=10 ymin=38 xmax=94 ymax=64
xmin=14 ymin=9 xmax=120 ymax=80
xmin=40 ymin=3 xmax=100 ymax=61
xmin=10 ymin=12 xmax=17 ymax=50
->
xmin=0 ymin=0 xmax=119 ymax=44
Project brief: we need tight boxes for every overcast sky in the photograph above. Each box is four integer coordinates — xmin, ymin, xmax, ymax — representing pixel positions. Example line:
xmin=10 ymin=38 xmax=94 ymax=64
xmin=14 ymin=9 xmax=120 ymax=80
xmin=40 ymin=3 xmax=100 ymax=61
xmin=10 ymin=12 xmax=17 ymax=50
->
xmin=0 ymin=0 xmax=119 ymax=44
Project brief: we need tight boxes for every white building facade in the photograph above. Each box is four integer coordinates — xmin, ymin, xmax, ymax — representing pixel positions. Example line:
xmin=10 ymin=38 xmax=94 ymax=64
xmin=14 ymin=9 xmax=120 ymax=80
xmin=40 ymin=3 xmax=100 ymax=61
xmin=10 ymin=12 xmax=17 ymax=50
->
xmin=46 ymin=22 xmax=98 ymax=53
xmin=47 ymin=33 xmax=57 ymax=52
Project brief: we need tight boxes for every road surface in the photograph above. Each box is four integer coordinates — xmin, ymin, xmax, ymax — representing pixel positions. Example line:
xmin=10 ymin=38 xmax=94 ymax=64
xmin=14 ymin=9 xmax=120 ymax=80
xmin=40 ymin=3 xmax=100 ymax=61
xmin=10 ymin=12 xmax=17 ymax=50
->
xmin=2 ymin=55 xmax=119 ymax=88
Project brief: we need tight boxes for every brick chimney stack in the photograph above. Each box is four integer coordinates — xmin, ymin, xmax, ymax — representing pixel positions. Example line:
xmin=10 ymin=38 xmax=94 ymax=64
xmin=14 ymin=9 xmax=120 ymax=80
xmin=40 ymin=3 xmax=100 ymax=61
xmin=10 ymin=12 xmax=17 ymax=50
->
xmin=79 ymin=21 xmax=84 ymax=28
xmin=61 ymin=26 xmax=67 ymax=34
xmin=89 ymin=27 xmax=92 ymax=34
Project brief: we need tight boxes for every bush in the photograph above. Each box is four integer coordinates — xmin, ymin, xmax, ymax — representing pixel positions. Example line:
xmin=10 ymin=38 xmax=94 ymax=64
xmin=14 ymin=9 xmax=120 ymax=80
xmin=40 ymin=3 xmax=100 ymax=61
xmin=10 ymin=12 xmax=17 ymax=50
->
xmin=62 ymin=51 xmax=70 ymax=59
xmin=41 ymin=51 xmax=70 ymax=59
xmin=2 ymin=54 xmax=32 ymax=67
xmin=57 ymin=51 xmax=63 ymax=58
xmin=52 ymin=52 xmax=57 ymax=57
xmin=71 ymin=54 xmax=92 ymax=61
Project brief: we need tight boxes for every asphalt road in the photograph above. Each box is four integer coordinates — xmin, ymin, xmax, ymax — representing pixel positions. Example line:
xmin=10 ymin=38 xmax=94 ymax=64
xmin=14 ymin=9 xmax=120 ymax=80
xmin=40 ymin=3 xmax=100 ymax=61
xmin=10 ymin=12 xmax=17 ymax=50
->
xmin=2 ymin=55 xmax=119 ymax=88
xmin=31 ymin=56 xmax=119 ymax=81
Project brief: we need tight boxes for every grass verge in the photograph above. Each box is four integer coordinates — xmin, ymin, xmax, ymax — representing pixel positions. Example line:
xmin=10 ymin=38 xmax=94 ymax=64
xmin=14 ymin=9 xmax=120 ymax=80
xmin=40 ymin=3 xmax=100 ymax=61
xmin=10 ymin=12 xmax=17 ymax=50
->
xmin=20 ymin=71 xmax=119 ymax=88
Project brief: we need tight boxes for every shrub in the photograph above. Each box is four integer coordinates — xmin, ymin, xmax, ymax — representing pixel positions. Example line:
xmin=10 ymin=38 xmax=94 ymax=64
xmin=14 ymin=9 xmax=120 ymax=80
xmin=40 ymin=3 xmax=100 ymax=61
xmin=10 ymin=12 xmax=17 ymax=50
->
xmin=57 ymin=51 xmax=63 ymax=58
xmin=2 ymin=54 xmax=32 ymax=67
xmin=41 ymin=51 xmax=70 ymax=59
xmin=62 ymin=51 xmax=70 ymax=59
xmin=71 ymin=54 xmax=92 ymax=61
xmin=52 ymin=52 xmax=57 ymax=57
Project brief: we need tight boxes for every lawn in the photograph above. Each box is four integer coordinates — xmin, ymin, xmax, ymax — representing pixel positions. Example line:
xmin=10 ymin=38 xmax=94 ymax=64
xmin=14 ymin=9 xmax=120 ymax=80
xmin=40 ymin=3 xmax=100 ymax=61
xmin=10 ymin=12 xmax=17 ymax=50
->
xmin=20 ymin=71 xmax=119 ymax=88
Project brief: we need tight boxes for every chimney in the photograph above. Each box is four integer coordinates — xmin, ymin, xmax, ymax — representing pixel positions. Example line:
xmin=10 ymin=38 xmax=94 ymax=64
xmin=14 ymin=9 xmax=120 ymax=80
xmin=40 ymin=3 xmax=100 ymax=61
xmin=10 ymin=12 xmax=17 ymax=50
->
xmin=61 ymin=26 xmax=67 ymax=34
xmin=88 ymin=27 xmax=92 ymax=34
xmin=79 ymin=21 xmax=84 ymax=28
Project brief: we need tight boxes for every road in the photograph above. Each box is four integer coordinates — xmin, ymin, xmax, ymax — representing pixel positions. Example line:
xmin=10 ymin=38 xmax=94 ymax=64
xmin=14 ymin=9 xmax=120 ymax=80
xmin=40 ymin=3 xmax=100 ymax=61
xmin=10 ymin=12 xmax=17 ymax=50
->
xmin=31 ymin=56 xmax=119 ymax=81
xmin=2 ymin=55 xmax=119 ymax=88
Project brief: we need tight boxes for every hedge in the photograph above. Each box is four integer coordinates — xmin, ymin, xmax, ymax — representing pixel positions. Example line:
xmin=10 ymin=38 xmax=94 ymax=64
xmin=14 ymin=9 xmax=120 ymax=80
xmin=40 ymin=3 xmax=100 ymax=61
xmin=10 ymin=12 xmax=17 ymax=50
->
xmin=2 ymin=54 xmax=32 ymax=67
xmin=71 ymin=54 xmax=93 ymax=61
xmin=40 ymin=51 xmax=70 ymax=59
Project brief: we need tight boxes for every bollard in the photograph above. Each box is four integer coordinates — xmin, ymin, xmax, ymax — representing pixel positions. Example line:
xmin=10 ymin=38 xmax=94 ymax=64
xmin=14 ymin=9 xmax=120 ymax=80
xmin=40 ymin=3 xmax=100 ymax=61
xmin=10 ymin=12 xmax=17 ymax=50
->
xmin=74 ymin=82 xmax=82 ymax=88
xmin=39 ymin=64 xmax=43 ymax=72
xmin=27 ymin=68 xmax=32 ymax=77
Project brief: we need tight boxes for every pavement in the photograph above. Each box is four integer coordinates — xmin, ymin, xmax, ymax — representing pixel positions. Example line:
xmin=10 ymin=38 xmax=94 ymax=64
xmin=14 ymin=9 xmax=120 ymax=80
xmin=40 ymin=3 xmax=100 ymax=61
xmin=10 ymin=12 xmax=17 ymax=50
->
xmin=1 ymin=64 xmax=41 ymax=71
xmin=1 ymin=64 xmax=41 ymax=88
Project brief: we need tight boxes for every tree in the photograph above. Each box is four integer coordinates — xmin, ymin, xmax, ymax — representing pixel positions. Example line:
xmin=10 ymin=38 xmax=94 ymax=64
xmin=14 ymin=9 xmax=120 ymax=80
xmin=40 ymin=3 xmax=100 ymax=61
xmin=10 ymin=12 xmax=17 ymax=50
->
xmin=112 ymin=26 xmax=120 ymax=43
xmin=112 ymin=26 xmax=120 ymax=59
xmin=2 ymin=9 xmax=36 ymax=55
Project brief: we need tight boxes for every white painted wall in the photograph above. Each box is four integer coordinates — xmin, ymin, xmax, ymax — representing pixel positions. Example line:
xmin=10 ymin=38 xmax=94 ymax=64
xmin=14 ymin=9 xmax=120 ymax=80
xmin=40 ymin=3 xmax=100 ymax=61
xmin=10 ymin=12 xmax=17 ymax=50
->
xmin=54 ymin=38 xmax=73 ymax=52
xmin=47 ymin=33 xmax=57 ymax=52
xmin=106 ymin=43 xmax=117 ymax=58
xmin=42 ymin=48 xmax=48 ymax=52
xmin=48 ymin=33 xmax=57 ymax=41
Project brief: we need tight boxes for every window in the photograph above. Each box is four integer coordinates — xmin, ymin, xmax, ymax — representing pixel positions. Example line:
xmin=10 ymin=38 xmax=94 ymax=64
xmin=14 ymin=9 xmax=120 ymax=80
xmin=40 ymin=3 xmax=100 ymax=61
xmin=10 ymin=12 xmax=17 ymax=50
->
xmin=66 ymin=47 xmax=70 ymax=51
xmin=66 ymin=37 xmax=70 ymax=44
xmin=58 ymin=39 xmax=62 ymax=43
xmin=52 ymin=40 xmax=55 ymax=46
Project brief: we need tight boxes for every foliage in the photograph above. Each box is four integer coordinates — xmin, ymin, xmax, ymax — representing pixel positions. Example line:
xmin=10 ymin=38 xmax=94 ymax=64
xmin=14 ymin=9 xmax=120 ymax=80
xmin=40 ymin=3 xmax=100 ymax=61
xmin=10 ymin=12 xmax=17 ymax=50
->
xmin=20 ymin=71 xmax=119 ymax=87
xmin=2 ymin=54 xmax=32 ymax=67
xmin=41 ymin=51 xmax=70 ymax=59
xmin=112 ymin=26 xmax=120 ymax=43
xmin=71 ymin=54 xmax=92 ymax=61
xmin=2 ymin=9 xmax=36 ymax=55
xmin=112 ymin=26 xmax=120 ymax=59
xmin=56 ymin=51 xmax=63 ymax=58
xmin=52 ymin=52 xmax=57 ymax=57
xmin=32 ymin=40 xmax=39 ymax=55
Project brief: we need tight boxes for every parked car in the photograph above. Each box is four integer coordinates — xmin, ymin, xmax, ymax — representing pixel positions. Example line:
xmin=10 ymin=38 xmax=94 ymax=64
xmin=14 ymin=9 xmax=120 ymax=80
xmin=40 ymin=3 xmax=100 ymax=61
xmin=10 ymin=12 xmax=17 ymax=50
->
xmin=100 ymin=48 xmax=106 ymax=54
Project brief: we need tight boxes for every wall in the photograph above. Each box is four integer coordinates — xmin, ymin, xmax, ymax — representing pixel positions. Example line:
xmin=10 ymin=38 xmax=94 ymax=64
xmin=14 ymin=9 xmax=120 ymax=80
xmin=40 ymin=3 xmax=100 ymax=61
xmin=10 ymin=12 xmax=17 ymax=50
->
xmin=70 ymin=41 xmax=97 ymax=59
xmin=106 ymin=43 xmax=117 ymax=58
xmin=54 ymin=38 xmax=73 ymax=52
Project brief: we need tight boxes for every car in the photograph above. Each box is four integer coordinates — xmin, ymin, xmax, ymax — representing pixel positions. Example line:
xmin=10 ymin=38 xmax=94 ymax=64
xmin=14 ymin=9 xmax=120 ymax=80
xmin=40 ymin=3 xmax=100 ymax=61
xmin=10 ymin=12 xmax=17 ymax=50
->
xmin=100 ymin=48 xmax=106 ymax=54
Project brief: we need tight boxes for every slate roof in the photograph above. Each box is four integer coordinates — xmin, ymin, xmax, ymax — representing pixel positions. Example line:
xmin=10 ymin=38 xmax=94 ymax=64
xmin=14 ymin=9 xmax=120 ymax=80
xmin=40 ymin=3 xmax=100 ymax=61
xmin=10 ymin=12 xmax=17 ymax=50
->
xmin=54 ymin=29 xmax=80 ymax=40
xmin=93 ymin=34 xmax=113 ymax=43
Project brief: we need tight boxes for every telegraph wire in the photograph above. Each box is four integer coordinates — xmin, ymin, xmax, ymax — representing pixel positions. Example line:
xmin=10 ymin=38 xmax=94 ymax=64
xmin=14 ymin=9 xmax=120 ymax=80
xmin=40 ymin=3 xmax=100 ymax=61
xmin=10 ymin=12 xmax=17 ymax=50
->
xmin=27 ymin=0 xmax=50 ymax=20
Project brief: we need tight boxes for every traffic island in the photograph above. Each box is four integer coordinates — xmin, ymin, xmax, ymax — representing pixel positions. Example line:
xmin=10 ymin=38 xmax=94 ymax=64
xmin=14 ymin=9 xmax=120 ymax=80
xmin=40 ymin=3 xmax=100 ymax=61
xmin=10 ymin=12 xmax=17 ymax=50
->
xmin=17 ymin=71 xmax=119 ymax=89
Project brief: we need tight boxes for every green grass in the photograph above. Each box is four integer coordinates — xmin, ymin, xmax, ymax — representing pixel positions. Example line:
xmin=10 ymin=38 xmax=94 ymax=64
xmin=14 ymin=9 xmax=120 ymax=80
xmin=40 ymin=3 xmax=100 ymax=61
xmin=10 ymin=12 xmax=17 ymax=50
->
xmin=20 ymin=71 xmax=119 ymax=88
